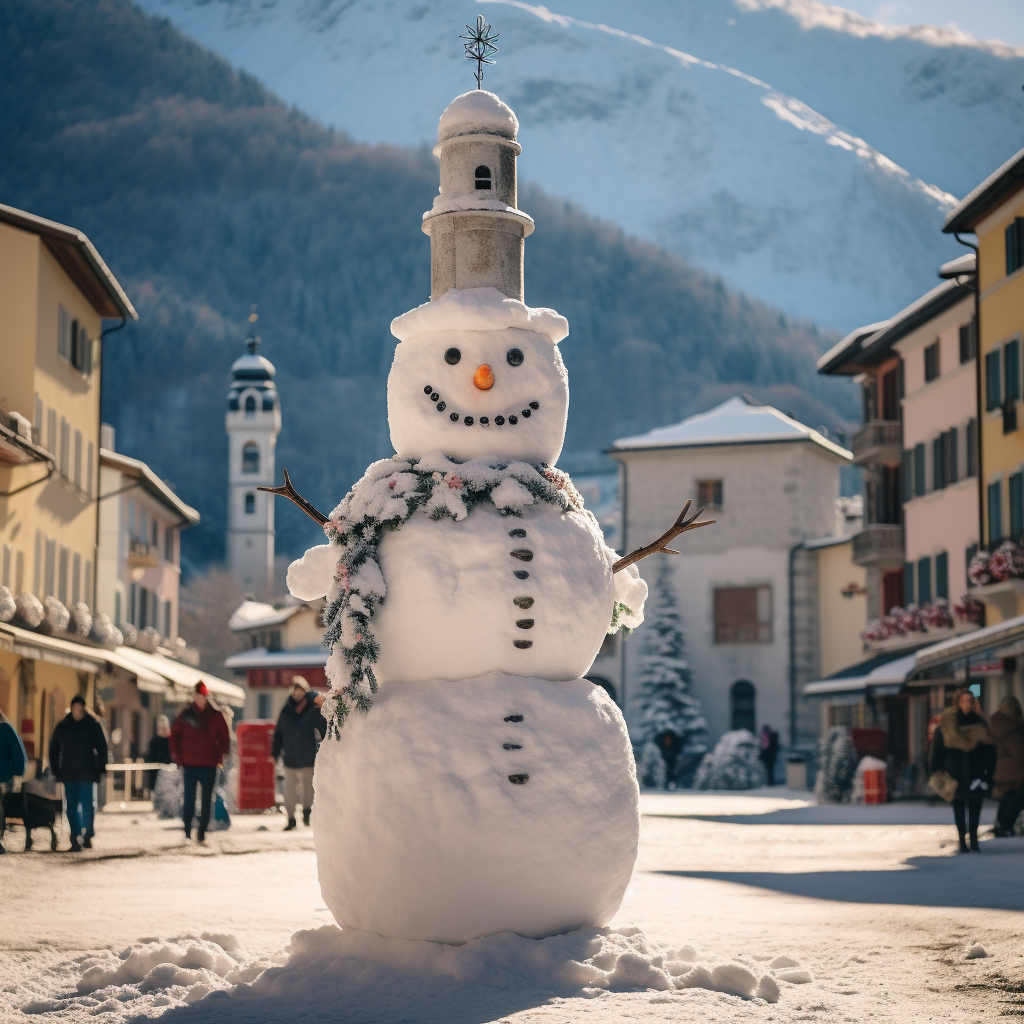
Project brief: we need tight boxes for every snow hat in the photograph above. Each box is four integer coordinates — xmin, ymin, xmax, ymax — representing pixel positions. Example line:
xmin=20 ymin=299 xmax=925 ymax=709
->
xmin=290 ymin=676 xmax=311 ymax=693
xmin=194 ymin=681 xmax=209 ymax=697
xmin=70 ymin=694 xmax=86 ymax=708
xmin=391 ymin=287 xmax=568 ymax=347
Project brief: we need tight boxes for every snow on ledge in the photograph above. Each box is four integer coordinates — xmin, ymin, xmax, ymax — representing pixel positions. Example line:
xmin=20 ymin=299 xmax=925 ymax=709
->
xmin=391 ymin=287 xmax=569 ymax=345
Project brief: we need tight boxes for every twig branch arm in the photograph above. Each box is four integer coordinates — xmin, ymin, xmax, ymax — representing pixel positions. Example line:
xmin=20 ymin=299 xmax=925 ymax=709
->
xmin=258 ymin=467 xmax=328 ymax=527
xmin=612 ymin=499 xmax=715 ymax=574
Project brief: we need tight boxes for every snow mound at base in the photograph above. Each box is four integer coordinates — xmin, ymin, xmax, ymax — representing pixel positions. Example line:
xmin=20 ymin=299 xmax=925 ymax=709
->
xmin=13 ymin=926 xmax=811 ymax=1020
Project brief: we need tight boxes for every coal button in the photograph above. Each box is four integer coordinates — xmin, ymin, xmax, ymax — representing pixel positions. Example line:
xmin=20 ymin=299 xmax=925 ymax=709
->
xmin=513 ymin=639 xmax=533 ymax=649
xmin=509 ymin=528 xmax=526 ymax=538
xmin=503 ymin=743 xmax=522 ymax=750
xmin=508 ymin=774 xmax=529 ymax=785
xmin=510 ymin=549 xmax=533 ymax=561
xmin=513 ymin=596 xmax=534 ymax=609
xmin=516 ymin=619 xmax=535 ymax=629
xmin=504 ymin=714 xmax=524 ymax=723
xmin=513 ymin=570 xmax=529 ymax=580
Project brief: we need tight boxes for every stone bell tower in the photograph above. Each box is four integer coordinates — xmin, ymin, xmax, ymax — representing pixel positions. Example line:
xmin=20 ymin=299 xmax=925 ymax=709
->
xmin=225 ymin=315 xmax=280 ymax=597
xmin=422 ymin=90 xmax=535 ymax=301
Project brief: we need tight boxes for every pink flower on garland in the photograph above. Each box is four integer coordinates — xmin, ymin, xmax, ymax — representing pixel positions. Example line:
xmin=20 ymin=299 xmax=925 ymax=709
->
xmin=334 ymin=563 xmax=350 ymax=593
xmin=445 ymin=473 xmax=463 ymax=490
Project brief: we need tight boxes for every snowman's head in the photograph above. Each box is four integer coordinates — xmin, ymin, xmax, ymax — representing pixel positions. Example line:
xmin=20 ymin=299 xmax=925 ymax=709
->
xmin=388 ymin=288 xmax=569 ymax=465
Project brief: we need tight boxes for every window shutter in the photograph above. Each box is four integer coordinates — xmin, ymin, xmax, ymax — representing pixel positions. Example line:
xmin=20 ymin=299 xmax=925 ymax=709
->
xmin=947 ymin=427 xmax=958 ymax=484
xmin=936 ymin=551 xmax=949 ymax=600
xmin=986 ymin=350 xmax=1002 ymax=410
xmin=1010 ymin=472 xmax=1024 ymax=542
xmin=903 ymin=562 xmax=914 ymax=606
xmin=932 ymin=435 xmax=945 ymax=490
xmin=917 ymin=557 xmax=932 ymax=605
xmin=988 ymin=480 xmax=1003 ymax=545
xmin=1007 ymin=222 xmax=1017 ymax=275
xmin=966 ymin=419 xmax=978 ymax=477
xmin=901 ymin=450 xmax=912 ymax=502
xmin=1006 ymin=339 xmax=1021 ymax=403
xmin=914 ymin=442 xmax=926 ymax=496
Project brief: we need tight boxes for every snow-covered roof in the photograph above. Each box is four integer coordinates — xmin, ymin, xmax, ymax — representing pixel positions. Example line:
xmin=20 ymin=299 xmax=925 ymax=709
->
xmin=816 ymin=321 xmax=890 ymax=375
xmin=231 ymin=352 xmax=276 ymax=381
xmin=804 ymin=651 xmax=917 ymax=698
xmin=391 ymin=286 xmax=568 ymax=345
xmin=100 ymin=449 xmax=199 ymax=525
xmin=610 ymin=396 xmax=850 ymax=459
xmin=224 ymin=646 xmax=328 ymax=670
xmin=228 ymin=598 xmax=304 ymax=633
xmin=913 ymin=611 xmax=1024 ymax=673
xmin=437 ymin=90 xmax=518 ymax=146
xmin=944 ymin=144 xmax=1024 ymax=234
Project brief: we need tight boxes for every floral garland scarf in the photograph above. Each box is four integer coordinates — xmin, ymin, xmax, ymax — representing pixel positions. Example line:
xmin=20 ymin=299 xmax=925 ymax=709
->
xmin=318 ymin=453 xmax=625 ymax=734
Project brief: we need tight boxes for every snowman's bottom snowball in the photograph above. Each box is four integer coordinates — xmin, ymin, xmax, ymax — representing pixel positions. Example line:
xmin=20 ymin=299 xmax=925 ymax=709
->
xmin=313 ymin=673 xmax=639 ymax=944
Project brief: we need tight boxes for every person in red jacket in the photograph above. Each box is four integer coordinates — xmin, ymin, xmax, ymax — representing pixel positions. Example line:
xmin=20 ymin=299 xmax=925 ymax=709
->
xmin=169 ymin=682 xmax=230 ymax=843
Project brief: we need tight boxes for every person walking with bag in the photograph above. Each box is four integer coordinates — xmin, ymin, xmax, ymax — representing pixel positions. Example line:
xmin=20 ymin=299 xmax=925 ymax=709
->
xmin=988 ymin=696 xmax=1024 ymax=837
xmin=169 ymin=682 xmax=230 ymax=843
xmin=0 ymin=708 xmax=28 ymax=854
xmin=48 ymin=695 xmax=107 ymax=852
xmin=273 ymin=676 xmax=326 ymax=831
xmin=929 ymin=689 xmax=996 ymax=853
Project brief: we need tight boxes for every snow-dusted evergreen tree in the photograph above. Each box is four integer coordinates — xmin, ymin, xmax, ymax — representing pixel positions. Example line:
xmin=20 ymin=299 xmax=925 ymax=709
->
xmin=636 ymin=740 xmax=667 ymax=790
xmin=631 ymin=559 xmax=708 ymax=787
xmin=816 ymin=726 xmax=859 ymax=803
xmin=693 ymin=730 xmax=768 ymax=790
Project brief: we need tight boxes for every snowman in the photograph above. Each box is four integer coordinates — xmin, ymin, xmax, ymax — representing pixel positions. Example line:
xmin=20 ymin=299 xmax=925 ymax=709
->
xmin=277 ymin=89 xmax=709 ymax=946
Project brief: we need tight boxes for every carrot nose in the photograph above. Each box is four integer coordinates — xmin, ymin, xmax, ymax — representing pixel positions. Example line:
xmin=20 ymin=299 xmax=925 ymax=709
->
xmin=473 ymin=364 xmax=494 ymax=390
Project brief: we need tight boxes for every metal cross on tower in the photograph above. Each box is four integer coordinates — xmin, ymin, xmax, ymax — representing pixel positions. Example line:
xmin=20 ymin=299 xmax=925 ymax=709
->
xmin=460 ymin=15 xmax=499 ymax=89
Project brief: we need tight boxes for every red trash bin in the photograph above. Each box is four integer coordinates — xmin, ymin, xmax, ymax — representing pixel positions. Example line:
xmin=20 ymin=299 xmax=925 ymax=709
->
xmin=863 ymin=768 xmax=887 ymax=804
xmin=236 ymin=721 xmax=276 ymax=811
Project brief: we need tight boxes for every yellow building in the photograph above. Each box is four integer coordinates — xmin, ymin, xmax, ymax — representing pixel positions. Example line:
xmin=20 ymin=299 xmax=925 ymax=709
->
xmin=944 ymin=148 xmax=1024 ymax=623
xmin=0 ymin=202 xmax=136 ymax=760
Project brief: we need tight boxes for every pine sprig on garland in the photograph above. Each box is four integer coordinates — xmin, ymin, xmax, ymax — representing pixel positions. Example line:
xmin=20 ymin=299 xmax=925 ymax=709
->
xmin=316 ymin=453 xmax=617 ymax=735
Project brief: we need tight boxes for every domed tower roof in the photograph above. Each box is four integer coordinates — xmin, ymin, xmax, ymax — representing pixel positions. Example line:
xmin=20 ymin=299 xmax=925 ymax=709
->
xmin=231 ymin=335 xmax=276 ymax=382
xmin=436 ymin=90 xmax=518 ymax=151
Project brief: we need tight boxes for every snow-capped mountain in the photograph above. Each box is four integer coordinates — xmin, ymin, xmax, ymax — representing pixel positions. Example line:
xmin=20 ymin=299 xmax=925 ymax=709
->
xmin=133 ymin=0 xmax=1024 ymax=330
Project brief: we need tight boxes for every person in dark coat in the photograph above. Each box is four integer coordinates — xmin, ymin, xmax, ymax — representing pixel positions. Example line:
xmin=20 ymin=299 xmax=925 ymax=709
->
xmin=48 ymin=694 xmax=108 ymax=852
xmin=988 ymin=695 xmax=1024 ymax=837
xmin=146 ymin=715 xmax=172 ymax=791
xmin=1 ymin=708 xmax=28 ymax=854
xmin=273 ymin=676 xmax=327 ymax=830
xmin=929 ymin=690 xmax=996 ymax=853
xmin=759 ymin=725 xmax=780 ymax=786
xmin=169 ymin=682 xmax=231 ymax=843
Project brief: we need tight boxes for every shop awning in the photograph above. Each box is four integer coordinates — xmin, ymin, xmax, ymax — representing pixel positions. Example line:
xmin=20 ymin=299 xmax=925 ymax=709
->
xmin=114 ymin=646 xmax=246 ymax=707
xmin=224 ymin=646 xmax=328 ymax=671
xmin=911 ymin=613 xmax=1024 ymax=678
xmin=0 ymin=622 xmax=107 ymax=673
xmin=803 ymin=650 xmax=918 ymax=700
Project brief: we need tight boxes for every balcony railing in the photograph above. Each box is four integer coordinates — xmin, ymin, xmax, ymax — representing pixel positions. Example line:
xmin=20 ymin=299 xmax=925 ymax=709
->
xmin=851 ymin=420 xmax=902 ymax=465
xmin=128 ymin=539 xmax=160 ymax=568
xmin=851 ymin=524 xmax=904 ymax=568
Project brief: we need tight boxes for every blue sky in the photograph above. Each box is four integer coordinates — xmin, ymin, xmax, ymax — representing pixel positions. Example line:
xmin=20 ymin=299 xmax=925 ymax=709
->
xmin=840 ymin=1 xmax=1024 ymax=49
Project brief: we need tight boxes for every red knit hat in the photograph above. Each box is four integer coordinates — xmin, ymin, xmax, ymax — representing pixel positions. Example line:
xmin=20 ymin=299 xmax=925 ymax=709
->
xmin=195 ymin=681 xmax=209 ymax=697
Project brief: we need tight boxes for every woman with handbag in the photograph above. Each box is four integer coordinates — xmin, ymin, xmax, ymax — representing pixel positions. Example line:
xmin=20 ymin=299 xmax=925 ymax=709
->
xmin=929 ymin=690 xmax=996 ymax=853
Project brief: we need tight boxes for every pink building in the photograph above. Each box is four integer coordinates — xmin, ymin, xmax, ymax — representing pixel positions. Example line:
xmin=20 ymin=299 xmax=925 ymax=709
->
xmin=894 ymin=277 xmax=979 ymax=614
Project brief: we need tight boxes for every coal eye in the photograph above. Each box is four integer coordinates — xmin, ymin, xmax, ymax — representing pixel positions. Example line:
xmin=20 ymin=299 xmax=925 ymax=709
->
xmin=506 ymin=348 xmax=524 ymax=367
xmin=444 ymin=348 xmax=461 ymax=365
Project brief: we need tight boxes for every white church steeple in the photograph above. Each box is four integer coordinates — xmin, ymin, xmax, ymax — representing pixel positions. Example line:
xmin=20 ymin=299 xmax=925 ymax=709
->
xmin=225 ymin=312 xmax=280 ymax=597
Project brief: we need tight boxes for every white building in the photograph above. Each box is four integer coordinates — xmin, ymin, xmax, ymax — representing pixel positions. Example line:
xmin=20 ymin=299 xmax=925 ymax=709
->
xmin=225 ymin=328 xmax=280 ymax=597
xmin=97 ymin=425 xmax=199 ymax=641
xmin=609 ymin=396 xmax=852 ymax=749
xmin=224 ymin=597 xmax=327 ymax=720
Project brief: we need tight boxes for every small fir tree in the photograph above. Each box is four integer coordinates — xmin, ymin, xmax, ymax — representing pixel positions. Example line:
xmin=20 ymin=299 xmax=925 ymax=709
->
xmin=816 ymin=726 xmax=859 ymax=803
xmin=631 ymin=559 xmax=708 ymax=787
xmin=693 ymin=730 xmax=768 ymax=790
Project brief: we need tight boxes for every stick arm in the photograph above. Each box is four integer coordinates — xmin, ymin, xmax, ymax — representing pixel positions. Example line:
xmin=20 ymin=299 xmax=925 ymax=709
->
xmin=611 ymin=500 xmax=715 ymax=574
xmin=258 ymin=467 xmax=329 ymax=527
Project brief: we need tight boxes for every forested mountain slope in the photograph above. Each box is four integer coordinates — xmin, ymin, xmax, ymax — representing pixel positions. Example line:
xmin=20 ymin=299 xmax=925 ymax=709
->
xmin=0 ymin=0 xmax=854 ymax=566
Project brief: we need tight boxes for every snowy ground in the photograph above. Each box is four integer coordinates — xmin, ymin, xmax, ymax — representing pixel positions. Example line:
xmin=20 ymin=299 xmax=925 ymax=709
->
xmin=2 ymin=790 xmax=1022 ymax=1022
